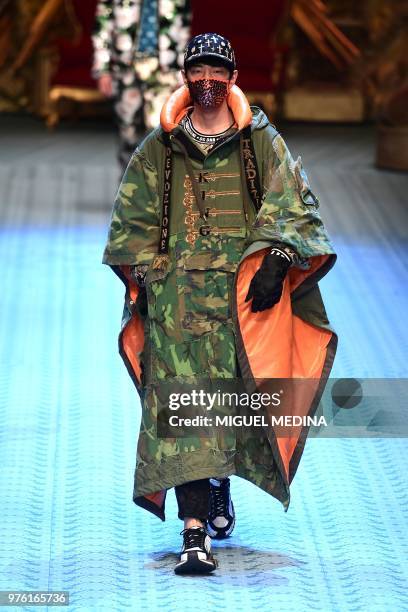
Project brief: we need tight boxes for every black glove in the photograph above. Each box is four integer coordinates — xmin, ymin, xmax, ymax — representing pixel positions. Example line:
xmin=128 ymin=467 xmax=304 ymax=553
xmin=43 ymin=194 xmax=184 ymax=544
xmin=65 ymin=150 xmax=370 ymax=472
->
xmin=135 ymin=286 xmax=148 ymax=317
xmin=245 ymin=245 xmax=295 ymax=312
xmin=131 ymin=264 xmax=148 ymax=317
xmin=131 ymin=264 xmax=148 ymax=288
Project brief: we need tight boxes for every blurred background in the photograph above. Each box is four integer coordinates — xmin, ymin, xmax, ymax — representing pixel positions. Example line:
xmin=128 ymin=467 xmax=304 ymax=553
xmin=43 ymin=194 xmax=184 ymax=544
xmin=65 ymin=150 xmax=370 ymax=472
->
xmin=1 ymin=2 xmax=408 ymax=611
xmin=0 ymin=0 xmax=407 ymax=160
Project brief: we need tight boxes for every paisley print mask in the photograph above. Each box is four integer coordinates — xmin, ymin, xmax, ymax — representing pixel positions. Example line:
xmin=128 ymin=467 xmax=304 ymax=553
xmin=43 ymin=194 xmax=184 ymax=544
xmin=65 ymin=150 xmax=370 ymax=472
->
xmin=187 ymin=78 xmax=229 ymax=109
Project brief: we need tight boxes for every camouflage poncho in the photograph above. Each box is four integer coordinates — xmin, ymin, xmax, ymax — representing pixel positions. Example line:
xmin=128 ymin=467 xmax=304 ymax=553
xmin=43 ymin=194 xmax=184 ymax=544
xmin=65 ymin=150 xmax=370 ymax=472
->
xmin=102 ymin=87 xmax=338 ymax=520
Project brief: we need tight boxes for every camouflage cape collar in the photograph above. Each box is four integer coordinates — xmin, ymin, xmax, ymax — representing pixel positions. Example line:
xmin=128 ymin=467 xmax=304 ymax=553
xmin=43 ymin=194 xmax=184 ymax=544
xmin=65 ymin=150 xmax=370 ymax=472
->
xmin=157 ymin=104 xmax=270 ymax=140
xmin=156 ymin=106 xmax=270 ymax=162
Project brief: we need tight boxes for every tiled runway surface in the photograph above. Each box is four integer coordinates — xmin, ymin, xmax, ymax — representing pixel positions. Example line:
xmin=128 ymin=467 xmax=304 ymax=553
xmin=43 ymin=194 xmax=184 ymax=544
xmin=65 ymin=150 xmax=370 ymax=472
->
xmin=1 ymin=117 xmax=407 ymax=611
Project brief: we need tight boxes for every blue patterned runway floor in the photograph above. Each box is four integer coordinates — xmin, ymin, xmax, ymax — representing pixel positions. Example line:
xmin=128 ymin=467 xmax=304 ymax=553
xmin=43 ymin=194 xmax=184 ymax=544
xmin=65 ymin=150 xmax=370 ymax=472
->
xmin=0 ymin=120 xmax=407 ymax=611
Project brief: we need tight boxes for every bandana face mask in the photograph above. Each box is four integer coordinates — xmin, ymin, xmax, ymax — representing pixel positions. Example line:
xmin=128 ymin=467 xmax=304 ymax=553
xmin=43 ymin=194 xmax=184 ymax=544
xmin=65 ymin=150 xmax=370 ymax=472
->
xmin=187 ymin=78 xmax=229 ymax=109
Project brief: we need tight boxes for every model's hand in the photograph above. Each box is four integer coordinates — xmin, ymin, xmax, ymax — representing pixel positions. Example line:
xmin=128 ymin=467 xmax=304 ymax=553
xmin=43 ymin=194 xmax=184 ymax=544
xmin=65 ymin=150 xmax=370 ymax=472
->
xmin=245 ymin=246 xmax=294 ymax=312
xmin=98 ymin=73 xmax=113 ymax=97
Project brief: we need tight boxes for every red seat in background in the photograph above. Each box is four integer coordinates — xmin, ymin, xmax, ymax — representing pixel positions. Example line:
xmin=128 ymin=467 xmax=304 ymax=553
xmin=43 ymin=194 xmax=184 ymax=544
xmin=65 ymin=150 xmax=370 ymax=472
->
xmin=191 ymin=0 xmax=290 ymax=94
xmin=51 ymin=0 xmax=98 ymax=89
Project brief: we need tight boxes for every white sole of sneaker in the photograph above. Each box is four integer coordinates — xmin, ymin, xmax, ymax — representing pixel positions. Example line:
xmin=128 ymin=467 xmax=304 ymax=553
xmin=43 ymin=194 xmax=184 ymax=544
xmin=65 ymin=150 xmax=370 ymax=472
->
xmin=174 ymin=551 xmax=218 ymax=575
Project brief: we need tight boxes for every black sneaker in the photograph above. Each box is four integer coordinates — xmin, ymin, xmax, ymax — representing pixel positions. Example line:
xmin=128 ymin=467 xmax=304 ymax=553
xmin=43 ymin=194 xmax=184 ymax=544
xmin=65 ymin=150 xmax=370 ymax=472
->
xmin=174 ymin=526 xmax=218 ymax=574
xmin=206 ymin=477 xmax=235 ymax=539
